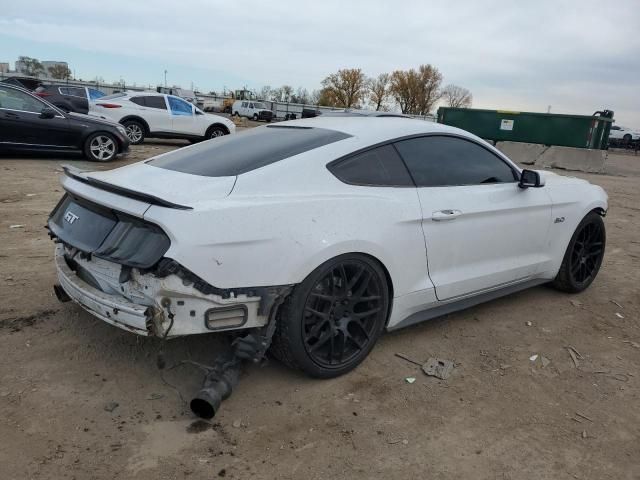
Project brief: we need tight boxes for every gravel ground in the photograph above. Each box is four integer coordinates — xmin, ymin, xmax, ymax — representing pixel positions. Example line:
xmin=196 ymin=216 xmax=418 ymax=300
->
xmin=0 ymin=141 xmax=638 ymax=480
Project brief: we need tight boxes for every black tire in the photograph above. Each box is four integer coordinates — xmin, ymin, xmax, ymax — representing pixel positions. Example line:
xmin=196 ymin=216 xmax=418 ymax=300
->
xmin=206 ymin=126 xmax=227 ymax=139
xmin=122 ymin=120 xmax=145 ymax=145
xmin=84 ymin=132 xmax=118 ymax=162
xmin=552 ymin=211 xmax=606 ymax=293
xmin=252 ymin=113 xmax=259 ymax=121
xmin=270 ymin=254 xmax=390 ymax=378
xmin=623 ymin=134 xmax=632 ymax=143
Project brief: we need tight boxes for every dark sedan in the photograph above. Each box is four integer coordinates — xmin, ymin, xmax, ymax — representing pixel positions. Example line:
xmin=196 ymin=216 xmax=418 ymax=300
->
xmin=0 ymin=84 xmax=129 ymax=162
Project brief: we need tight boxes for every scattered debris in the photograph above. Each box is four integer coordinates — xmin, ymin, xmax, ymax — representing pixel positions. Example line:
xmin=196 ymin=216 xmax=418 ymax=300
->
xmin=615 ymin=312 xmax=624 ymax=319
xmin=9 ymin=225 xmax=24 ymax=229
xmin=422 ymin=358 xmax=454 ymax=380
xmin=499 ymin=364 xmax=512 ymax=370
xmin=103 ymin=402 xmax=119 ymax=412
xmin=575 ymin=411 xmax=593 ymax=423
xmin=623 ymin=340 xmax=640 ymax=349
xmin=525 ymin=321 xmax=532 ymax=327
xmin=405 ymin=377 xmax=416 ymax=384
xmin=395 ymin=353 xmax=422 ymax=366
xmin=570 ymin=299 xmax=583 ymax=308
xmin=582 ymin=430 xmax=587 ymax=439
xmin=402 ymin=439 xmax=409 ymax=445
xmin=541 ymin=356 xmax=551 ymax=368
xmin=232 ymin=419 xmax=241 ymax=428
xmin=25 ymin=193 xmax=37 ymax=197
xmin=146 ymin=393 xmax=164 ymax=400
xmin=529 ymin=354 xmax=539 ymax=362
xmin=610 ymin=300 xmax=623 ymax=309
xmin=566 ymin=346 xmax=583 ymax=368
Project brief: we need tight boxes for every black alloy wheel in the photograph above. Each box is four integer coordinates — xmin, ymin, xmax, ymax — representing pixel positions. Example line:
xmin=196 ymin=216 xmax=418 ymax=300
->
xmin=270 ymin=254 xmax=389 ymax=378
xmin=553 ymin=212 xmax=606 ymax=292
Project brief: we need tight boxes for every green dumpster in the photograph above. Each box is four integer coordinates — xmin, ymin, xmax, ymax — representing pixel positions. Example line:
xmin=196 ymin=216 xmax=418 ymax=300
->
xmin=437 ymin=107 xmax=614 ymax=150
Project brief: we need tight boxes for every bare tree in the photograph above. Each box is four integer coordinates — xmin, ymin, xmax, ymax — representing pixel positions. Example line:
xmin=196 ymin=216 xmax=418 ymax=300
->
xmin=389 ymin=64 xmax=443 ymax=115
xmin=48 ymin=64 xmax=72 ymax=80
xmin=291 ymin=87 xmax=310 ymax=104
xmin=309 ymin=89 xmax=322 ymax=105
xmin=320 ymin=68 xmax=367 ymax=108
xmin=20 ymin=57 xmax=44 ymax=77
xmin=368 ymin=73 xmax=390 ymax=111
xmin=258 ymin=85 xmax=273 ymax=101
xmin=442 ymin=84 xmax=472 ymax=108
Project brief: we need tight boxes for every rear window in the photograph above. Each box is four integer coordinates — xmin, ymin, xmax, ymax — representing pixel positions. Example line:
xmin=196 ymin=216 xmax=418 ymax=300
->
xmin=148 ymin=125 xmax=351 ymax=177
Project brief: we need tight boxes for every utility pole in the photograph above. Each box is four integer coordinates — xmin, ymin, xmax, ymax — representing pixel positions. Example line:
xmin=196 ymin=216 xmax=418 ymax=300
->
xmin=164 ymin=70 xmax=167 ymax=87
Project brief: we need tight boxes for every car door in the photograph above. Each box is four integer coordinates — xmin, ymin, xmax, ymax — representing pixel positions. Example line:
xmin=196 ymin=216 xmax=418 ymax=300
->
xmin=167 ymin=95 xmax=198 ymax=135
xmin=130 ymin=95 xmax=172 ymax=133
xmin=59 ymin=86 xmax=89 ymax=114
xmin=241 ymin=101 xmax=249 ymax=117
xmin=394 ymin=135 xmax=553 ymax=301
xmin=0 ymin=85 xmax=74 ymax=148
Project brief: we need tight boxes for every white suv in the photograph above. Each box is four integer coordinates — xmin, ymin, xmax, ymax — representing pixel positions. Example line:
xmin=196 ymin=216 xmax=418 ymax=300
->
xmin=89 ymin=91 xmax=235 ymax=144
xmin=609 ymin=125 xmax=640 ymax=143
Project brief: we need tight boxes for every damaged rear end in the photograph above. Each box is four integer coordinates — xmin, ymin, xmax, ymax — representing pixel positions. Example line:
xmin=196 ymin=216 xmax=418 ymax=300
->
xmin=48 ymin=165 xmax=290 ymax=339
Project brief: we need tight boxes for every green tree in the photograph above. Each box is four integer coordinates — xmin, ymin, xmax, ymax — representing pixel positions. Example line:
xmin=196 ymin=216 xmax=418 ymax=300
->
xmin=48 ymin=64 xmax=72 ymax=80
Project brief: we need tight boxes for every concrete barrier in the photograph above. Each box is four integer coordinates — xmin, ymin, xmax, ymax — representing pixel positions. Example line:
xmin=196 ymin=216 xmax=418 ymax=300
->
xmin=495 ymin=142 xmax=548 ymax=165
xmin=496 ymin=141 xmax=607 ymax=173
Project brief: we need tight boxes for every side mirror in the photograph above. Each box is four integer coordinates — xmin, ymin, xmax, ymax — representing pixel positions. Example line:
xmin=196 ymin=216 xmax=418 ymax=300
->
xmin=39 ymin=107 xmax=57 ymax=119
xmin=195 ymin=109 xmax=204 ymax=115
xmin=519 ymin=169 xmax=544 ymax=189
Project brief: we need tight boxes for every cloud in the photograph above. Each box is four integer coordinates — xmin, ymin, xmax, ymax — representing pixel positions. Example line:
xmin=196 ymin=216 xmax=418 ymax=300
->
xmin=2 ymin=0 xmax=639 ymax=124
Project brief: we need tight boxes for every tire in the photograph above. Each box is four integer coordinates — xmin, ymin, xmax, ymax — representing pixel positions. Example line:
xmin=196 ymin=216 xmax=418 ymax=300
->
xmin=122 ymin=120 xmax=145 ymax=145
xmin=252 ymin=113 xmax=259 ymax=121
xmin=623 ymin=134 xmax=632 ymax=143
xmin=206 ymin=126 xmax=227 ymax=139
xmin=84 ymin=132 xmax=118 ymax=162
xmin=270 ymin=254 xmax=390 ymax=378
xmin=552 ymin=211 xmax=606 ymax=293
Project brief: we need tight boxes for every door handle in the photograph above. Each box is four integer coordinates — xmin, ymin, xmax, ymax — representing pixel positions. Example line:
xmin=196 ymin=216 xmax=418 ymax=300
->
xmin=432 ymin=209 xmax=462 ymax=221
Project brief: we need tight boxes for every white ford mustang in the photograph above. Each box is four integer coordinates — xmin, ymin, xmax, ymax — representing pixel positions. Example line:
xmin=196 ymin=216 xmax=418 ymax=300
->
xmin=48 ymin=117 xmax=607 ymax=378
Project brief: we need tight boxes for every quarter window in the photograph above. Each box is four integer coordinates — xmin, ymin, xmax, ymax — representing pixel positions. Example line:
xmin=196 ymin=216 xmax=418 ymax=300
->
xmin=145 ymin=96 xmax=167 ymax=110
xmin=168 ymin=96 xmax=193 ymax=116
xmin=130 ymin=96 xmax=146 ymax=106
xmin=328 ymin=145 xmax=414 ymax=187
xmin=88 ymin=88 xmax=105 ymax=100
xmin=394 ymin=136 xmax=517 ymax=187
xmin=0 ymin=86 xmax=46 ymax=113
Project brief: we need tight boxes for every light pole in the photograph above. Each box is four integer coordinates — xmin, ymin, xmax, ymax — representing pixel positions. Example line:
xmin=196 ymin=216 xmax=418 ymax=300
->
xmin=164 ymin=70 xmax=167 ymax=87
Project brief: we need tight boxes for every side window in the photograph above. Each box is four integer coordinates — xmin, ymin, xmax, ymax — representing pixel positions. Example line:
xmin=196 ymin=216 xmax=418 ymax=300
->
xmin=59 ymin=87 xmax=86 ymax=98
xmin=611 ymin=126 xmax=620 ymax=130
xmin=167 ymin=96 xmax=193 ymax=116
xmin=129 ymin=96 xmax=146 ymax=106
xmin=145 ymin=96 xmax=167 ymax=110
xmin=394 ymin=136 xmax=517 ymax=187
xmin=249 ymin=103 xmax=254 ymax=108
xmin=0 ymin=86 xmax=47 ymax=113
xmin=242 ymin=102 xmax=248 ymax=108
xmin=88 ymin=88 xmax=105 ymax=100
xmin=328 ymin=144 xmax=414 ymax=187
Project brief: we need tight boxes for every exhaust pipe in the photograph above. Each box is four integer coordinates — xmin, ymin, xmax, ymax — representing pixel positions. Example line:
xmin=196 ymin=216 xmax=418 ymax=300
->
xmin=53 ymin=284 xmax=71 ymax=303
xmin=190 ymin=359 xmax=240 ymax=419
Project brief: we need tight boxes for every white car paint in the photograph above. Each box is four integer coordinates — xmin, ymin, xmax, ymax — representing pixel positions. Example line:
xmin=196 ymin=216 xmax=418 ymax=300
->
xmin=609 ymin=125 xmax=640 ymax=141
xmin=88 ymin=91 xmax=235 ymax=140
xmin=50 ymin=117 xmax=608 ymax=338
xmin=231 ymin=100 xmax=272 ymax=120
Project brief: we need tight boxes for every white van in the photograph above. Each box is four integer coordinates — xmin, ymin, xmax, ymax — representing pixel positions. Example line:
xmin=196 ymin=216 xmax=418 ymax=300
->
xmin=232 ymin=100 xmax=273 ymax=122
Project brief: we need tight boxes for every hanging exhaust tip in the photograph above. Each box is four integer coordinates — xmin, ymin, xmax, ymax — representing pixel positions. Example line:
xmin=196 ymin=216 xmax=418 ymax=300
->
xmin=53 ymin=284 xmax=71 ymax=303
xmin=190 ymin=360 xmax=241 ymax=419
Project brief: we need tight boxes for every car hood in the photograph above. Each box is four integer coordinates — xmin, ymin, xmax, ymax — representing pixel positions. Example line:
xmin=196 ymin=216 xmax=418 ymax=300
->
xmin=67 ymin=111 xmax=121 ymax=129
xmin=83 ymin=161 xmax=236 ymax=208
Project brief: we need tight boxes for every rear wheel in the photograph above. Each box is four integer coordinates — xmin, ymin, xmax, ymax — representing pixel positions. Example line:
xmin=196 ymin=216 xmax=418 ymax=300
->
xmin=552 ymin=212 xmax=605 ymax=293
xmin=122 ymin=120 xmax=145 ymax=144
xmin=252 ymin=113 xmax=259 ymax=121
xmin=623 ymin=133 xmax=632 ymax=143
xmin=270 ymin=254 xmax=390 ymax=378
xmin=84 ymin=132 xmax=117 ymax=162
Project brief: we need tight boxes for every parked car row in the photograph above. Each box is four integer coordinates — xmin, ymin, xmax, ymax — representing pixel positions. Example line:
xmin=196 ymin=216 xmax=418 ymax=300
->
xmin=608 ymin=125 xmax=640 ymax=148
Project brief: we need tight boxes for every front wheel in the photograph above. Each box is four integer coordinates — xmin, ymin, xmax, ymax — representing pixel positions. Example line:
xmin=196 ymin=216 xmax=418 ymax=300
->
xmin=207 ymin=126 xmax=227 ymax=139
xmin=270 ymin=254 xmax=390 ymax=378
xmin=552 ymin=211 xmax=606 ymax=293
xmin=84 ymin=132 xmax=118 ymax=162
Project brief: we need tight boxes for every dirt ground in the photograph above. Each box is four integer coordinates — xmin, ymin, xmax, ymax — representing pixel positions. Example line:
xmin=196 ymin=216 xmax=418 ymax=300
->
xmin=0 ymin=141 xmax=638 ymax=480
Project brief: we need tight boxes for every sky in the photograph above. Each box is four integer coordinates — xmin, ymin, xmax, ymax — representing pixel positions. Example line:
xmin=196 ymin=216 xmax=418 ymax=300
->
xmin=2 ymin=0 xmax=639 ymax=126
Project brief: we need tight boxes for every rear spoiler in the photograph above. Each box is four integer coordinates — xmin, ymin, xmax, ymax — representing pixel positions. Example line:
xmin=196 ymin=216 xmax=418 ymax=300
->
xmin=61 ymin=165 xmax=193 ymax=210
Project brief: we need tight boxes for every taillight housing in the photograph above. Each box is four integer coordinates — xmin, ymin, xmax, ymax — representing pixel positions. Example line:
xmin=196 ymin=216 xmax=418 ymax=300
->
xmin=96 ymin=103 xmax=122 ymax=108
